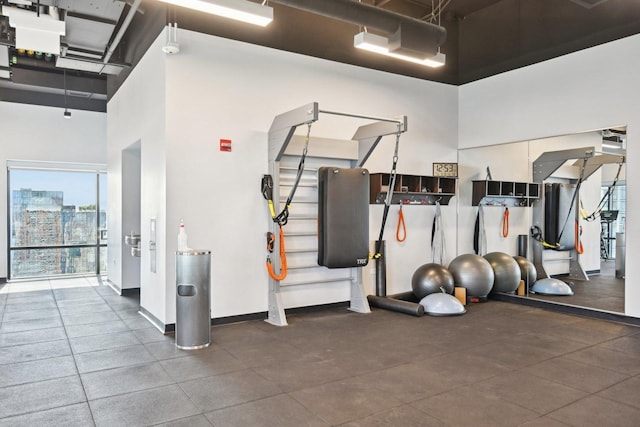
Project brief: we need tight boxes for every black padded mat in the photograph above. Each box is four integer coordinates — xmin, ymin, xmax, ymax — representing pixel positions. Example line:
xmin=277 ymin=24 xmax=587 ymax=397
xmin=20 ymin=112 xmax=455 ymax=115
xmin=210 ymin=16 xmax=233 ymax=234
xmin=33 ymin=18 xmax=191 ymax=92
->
xmin=317 ymin=167 xmax=370 ymax=268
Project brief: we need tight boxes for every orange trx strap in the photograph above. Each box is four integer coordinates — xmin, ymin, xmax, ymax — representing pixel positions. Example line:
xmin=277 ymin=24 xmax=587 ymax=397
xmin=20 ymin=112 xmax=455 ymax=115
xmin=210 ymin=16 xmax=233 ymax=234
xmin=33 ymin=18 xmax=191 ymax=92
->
xmin=396 ymin=205 xmax=406 ymax=242
xmin=574 ymin=220 xmax=584 ymax=254
xmin=502 ymin=207 xmax=509 ymax=238
xmin=266 ymin=226 xmax=287 ymax=281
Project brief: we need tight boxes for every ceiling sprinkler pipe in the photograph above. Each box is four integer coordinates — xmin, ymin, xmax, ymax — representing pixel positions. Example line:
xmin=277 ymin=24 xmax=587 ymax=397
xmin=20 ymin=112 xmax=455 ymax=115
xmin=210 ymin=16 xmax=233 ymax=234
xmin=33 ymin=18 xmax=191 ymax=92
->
xmin=101 ymin=0 xmax=142 ymax=70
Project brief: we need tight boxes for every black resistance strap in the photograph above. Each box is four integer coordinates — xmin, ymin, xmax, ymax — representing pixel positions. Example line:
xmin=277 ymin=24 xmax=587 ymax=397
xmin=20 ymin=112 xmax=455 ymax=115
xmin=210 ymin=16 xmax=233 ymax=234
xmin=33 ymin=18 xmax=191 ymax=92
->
xmin=374 ymin=128 xmax=402 ymax=258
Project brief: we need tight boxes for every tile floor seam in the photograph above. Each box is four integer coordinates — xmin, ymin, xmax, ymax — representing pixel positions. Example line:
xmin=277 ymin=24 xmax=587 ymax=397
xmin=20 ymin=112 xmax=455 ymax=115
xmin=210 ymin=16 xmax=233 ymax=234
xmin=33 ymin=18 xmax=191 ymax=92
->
xmin=284 ymin=390 xmax=335 ymax=426
xmin=50 ymin=279 xmax=98 ymax=427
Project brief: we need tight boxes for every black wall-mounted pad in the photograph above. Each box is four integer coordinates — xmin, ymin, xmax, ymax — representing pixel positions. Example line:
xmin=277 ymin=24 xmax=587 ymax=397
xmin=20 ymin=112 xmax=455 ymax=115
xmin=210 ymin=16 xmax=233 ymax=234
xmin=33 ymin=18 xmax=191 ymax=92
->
xmin=544 ymin=182 xmax=576 ymax=251
xmin=318 ymin=167 xmax=370 ymax=268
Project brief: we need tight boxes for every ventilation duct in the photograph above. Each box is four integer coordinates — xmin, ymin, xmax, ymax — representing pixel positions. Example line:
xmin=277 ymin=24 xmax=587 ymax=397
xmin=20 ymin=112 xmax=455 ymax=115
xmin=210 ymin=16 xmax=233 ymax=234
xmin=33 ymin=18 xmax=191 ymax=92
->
xmin=269 ymin=0 xmax=446 ymax=57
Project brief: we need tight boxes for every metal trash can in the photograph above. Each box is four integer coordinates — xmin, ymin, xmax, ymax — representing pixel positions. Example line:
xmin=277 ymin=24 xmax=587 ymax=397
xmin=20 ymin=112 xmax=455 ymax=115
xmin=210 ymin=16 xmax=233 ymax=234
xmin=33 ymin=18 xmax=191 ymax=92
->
xmin=615 ymin=233 xmax=625 ymax=279
xmin=176 ymin=250 xmax=211 ymax=350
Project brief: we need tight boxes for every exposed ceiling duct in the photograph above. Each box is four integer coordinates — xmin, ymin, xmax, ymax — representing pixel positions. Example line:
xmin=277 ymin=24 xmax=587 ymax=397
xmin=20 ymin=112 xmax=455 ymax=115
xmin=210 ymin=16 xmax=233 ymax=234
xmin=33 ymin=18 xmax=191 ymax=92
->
xmin=268 ymin=0 xmax=446 ymax=57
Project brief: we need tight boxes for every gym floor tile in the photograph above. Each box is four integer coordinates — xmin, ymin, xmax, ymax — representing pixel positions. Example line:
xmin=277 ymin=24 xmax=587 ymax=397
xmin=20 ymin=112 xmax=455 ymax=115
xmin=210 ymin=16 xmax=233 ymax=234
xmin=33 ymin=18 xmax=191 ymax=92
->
xmin=159 ymin=347 xmax=246 ymax=383
xmin=0 ymin=403 xmax=94 ymax=427
xmin=0 ymin=376 xmax=86 ymax=419
xmin=340 ymin=404 xmax=447 ymax=427
xmin=0 ymin=339 xmax=71 ymax=365
xmin=563 ymin=345 xmax=640 ymax=376
xmin=74 ymin=344 xmax=155 ymax=374
xmin=3 ymin=300 xmax=57 ymax=313
xmin=180 ymin=369 xmax=282 ymax=412
xmin=89 ymin=384 xmax=200 ymax=427
xmin=522 ymin=356 xmax=629 ymax=393
xmin=69 ymin=330 xmax=141 ymax=354
xmin=597 ymin=375 xmax=640 ymax=409
xmin=547 ymin=395 xmax=640 ymax=427
xmin=64 ymin=319 xmax=129 ymax=338
xmin=472 ymin=370 xmax=588 ymax=414
xmin=144 ymin=339 xmax=193 ymax=361
xmin=599 ymin=334 xmax=640 ymax=355
xmin=154 ymin=414 xmax=213 ymax=427
xmin=1 ymin=280 xmax=640 ymax=426
xmin=61 ymin=310 xmax=120 ymax=326
xmin=0 ymin=316 xmax=63 ymax=334
xmin=132 ymin=326 xmax=174 ymax=344
xmin=288 ymin=376 xmax=403 ymax=425
xmin=205 ymin=394 xmax=328 ymax=427
xmin=0 ymin=327 xmax=67 ymax=347
xmin=80 ymin=362 xmax=174 ymax=400
xmin=0 ymin=355 xmax=77 ymax=387
xmin=252 ymin=356 xmax=351 ymax=393
xmin=58 ymin=302 xmax=114 ymax=316
xmin=411 ymin=385 xmax=539 ymax=427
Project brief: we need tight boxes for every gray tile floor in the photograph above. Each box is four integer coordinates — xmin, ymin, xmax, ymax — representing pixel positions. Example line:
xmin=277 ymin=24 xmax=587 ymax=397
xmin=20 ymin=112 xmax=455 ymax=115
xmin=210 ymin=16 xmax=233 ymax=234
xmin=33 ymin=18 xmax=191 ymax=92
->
xmin=1 ymin=276 xmax=640 ymax=426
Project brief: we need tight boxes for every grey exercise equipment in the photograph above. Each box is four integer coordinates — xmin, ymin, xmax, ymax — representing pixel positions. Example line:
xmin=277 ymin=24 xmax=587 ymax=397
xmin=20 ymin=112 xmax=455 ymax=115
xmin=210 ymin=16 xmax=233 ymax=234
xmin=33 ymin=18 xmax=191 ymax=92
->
xmin=513 ymin=256 xmax=537 ymax=289
xmin=531 ymin=147 xmax=625 ymax=291
xmin=411 ymin=263 xmax=454 ymax=299
xmin=530 ymin=277 xmax=574 ymax=296
xmin=448 ymin=254 xmax=494 ymax=299
xmin=419 ymin=288 xmax=466 ymax=316
xmin=266 ymin=102 xmax=408 ymax=326
xmin=484 ymin=251 xmax=521 ymax=294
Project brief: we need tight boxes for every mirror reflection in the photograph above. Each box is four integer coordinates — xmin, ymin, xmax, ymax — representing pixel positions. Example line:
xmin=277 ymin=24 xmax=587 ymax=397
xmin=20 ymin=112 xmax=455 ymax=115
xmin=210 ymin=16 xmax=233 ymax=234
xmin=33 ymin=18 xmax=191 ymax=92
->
xmin=458 ymin=127 xmax=626 ymax=314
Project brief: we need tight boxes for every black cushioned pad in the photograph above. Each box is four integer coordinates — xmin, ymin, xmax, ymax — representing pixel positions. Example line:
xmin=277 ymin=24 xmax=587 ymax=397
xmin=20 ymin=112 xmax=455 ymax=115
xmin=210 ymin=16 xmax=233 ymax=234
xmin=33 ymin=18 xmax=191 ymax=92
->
xmin=317 ymin=167 xmax=370 ymax=268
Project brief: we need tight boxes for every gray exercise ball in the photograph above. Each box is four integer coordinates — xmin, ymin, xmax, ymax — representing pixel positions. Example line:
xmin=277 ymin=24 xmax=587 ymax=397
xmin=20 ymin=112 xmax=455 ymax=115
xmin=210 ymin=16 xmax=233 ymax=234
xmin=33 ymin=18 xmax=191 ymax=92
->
xmin=448 ymin=254 xmax=494 ymax=297
xmin=513 ymin=256 xmax=537 ymax=288
xmin=411 ymin=263 xmax=454 ymax=299
xmin=484 ymin=252 xmax=521 ymax=294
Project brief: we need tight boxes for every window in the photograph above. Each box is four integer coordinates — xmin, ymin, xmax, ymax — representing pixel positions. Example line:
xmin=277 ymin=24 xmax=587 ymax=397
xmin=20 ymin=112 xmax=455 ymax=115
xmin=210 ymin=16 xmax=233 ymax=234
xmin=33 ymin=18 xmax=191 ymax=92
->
xmin=8 ymin=166 xmax=107 ymax=279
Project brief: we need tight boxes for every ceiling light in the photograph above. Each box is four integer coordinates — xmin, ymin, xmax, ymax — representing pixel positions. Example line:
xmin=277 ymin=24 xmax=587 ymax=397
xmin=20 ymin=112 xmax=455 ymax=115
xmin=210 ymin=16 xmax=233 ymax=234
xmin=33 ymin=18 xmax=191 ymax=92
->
xmin=158 ymin=0 xmax=273 ymax=27
xmin=354 ymin=32 xmax=445 ymax=68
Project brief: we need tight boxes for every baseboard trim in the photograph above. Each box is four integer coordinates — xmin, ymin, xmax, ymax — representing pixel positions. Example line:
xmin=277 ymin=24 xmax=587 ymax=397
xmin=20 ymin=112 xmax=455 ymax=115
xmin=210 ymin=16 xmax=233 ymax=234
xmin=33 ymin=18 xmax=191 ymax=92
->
xmin=490 ymin=293 xmax=640 ymax=327
xmin=0 ymin=277 xmax=6 ymax=284
xmin=162 ymin=301 xmax=352 ymax=332
xmin=138 ymin=306 xmax=173 ymax=334
xmin=105 ymin=279 xmax=122 ymax=295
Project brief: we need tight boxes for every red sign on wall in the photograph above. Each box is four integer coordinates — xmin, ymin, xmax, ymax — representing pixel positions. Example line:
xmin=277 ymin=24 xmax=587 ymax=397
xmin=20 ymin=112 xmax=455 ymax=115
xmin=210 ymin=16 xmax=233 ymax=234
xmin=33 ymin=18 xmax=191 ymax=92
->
xmin=220 ymin=139 xmax=232 ymax=152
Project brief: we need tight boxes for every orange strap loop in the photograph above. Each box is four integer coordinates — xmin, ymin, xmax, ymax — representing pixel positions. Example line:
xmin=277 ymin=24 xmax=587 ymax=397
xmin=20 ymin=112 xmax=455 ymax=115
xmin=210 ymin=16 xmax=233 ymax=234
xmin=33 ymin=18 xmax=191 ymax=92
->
xmin=502 ymin=207 xmax=510 ymax=238
xmin=396 ymin=205 xmax=407 ymax=242
xmin=266 ymin=226 xmax=287 ymax=281
xmin=575 ymin=220 xmax=584 ymax=254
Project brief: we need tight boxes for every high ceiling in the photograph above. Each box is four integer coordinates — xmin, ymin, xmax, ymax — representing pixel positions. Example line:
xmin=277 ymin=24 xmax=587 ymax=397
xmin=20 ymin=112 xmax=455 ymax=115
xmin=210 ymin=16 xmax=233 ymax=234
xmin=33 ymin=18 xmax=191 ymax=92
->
xmin=1 ymin=0 xmax=639 ymax=113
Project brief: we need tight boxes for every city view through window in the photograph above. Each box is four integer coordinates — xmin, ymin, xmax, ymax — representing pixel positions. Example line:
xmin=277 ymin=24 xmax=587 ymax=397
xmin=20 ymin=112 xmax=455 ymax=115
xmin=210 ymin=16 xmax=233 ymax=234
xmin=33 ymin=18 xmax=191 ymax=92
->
xmin=9 ymin=169 xmax=107 ymax=279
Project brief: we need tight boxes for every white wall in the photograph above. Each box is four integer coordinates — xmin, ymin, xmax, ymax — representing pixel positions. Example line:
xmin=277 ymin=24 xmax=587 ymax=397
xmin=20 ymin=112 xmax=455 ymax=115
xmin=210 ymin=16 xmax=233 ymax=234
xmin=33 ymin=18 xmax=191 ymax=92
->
xmin=109 ymin=29 xmax=459 ymax=325
xmin=459 ymin=34 xmax=640 ymax=317
xmin=0 ymin=102 xmax=106 ymax=279
xmin=107 ymin=34 xmax=167 ymax=320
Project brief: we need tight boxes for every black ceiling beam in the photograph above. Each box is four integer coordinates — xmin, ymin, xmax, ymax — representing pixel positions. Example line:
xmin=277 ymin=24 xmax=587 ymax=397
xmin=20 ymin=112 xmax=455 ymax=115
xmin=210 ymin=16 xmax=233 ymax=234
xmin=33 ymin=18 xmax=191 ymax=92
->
xmin=11 ymin=67 xmax=107 ymax=95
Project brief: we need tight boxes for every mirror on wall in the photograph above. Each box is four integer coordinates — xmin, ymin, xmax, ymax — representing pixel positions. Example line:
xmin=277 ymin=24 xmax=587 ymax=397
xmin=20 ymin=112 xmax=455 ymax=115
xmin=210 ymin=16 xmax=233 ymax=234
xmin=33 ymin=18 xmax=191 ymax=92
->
xmin=457 ymin=127 xmax=626 ymax=314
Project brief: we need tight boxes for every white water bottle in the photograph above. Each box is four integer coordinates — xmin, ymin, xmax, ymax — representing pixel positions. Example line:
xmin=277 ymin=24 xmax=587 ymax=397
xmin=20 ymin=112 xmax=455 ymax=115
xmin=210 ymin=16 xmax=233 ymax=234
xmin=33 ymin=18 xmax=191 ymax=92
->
xmin=178 ymin=219 xmax=189 ymax=251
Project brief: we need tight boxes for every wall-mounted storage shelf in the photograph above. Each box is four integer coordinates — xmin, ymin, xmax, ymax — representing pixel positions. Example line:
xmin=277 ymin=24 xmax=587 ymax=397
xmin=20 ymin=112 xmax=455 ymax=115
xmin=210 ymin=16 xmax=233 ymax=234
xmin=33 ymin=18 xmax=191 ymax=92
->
xmin=370 ymin=173 xmax=456 ymax=205
xmin=472 ymin=180 xmax=540 ymax=206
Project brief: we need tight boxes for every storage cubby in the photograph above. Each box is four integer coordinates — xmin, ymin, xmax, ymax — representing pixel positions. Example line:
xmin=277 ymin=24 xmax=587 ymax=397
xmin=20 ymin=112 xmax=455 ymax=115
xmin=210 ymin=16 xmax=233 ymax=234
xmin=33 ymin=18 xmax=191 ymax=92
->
xmin=370 ymin=173 xmax=457 ymax=205
xmin=472 ymin=180 xmax=540 ymax=207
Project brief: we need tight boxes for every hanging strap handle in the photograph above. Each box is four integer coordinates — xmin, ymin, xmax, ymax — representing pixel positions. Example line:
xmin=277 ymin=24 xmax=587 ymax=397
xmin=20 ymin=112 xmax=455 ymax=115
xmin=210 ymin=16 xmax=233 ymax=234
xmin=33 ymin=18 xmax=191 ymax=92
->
xmin=396 ymin=205 xmax=406 ymax=242
xmin=502 ymin=207 xmax=509 ymax=238
xmin=374 ymin=127 xmax=402 ymax=258
xmin=273 ymin=123 xmax=312 ymax=226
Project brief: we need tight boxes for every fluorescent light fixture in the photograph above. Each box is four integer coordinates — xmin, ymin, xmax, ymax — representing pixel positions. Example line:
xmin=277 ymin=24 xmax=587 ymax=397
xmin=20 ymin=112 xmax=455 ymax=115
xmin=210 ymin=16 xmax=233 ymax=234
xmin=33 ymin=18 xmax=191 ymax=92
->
xmin=158 ymin=0 xmax=273 ymax=27
xmin=354 ymin=31 xmax=445 ymax=68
